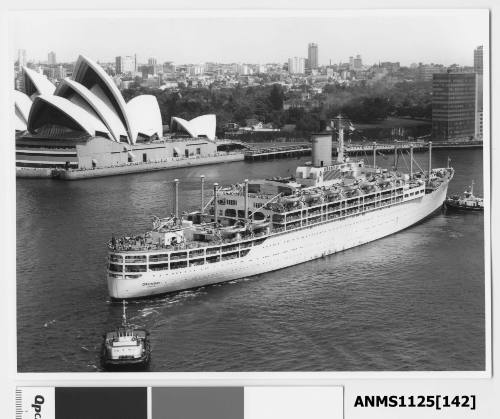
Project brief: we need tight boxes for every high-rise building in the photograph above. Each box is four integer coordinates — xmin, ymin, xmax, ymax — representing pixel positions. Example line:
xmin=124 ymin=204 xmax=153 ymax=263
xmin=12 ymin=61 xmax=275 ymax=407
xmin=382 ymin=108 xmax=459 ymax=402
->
xmin=188 ymin=64 xmax=205 ymax=76
xmin=236 ymin=64 xmax=250 ymax=75
xmin=473 ymin=45 xmax=484 ymax=138
xmin=162 ymin=62 xmax=176 ymax=74
xmin=349 ymin=56 xmax=354 ymax=69
xmin=17 ymin=49 xmax=27 ymax=68
xmin=115 ymin=56 xmax=136 ymax=74
xmin=257 ymin=64 xmax=267 ymax=74
xmin=148 ymin=57 xmax=157 ymax=66
xmin=432 ymin=72 xmax=479 ymax=141
xmin=353 ymin=54 xmax=362 ymax=70
xmin=474 ymin=45 xmax=483 ymax=75
xmin=55 ymin=65 xmax=67 ymax=80
xmin=288 ymin=57 xmax=306 ymax=74
xmin=48 ymin=51 xmax=57 ymax=66
xmin=308 ymin=43 xmax=318 ymax=69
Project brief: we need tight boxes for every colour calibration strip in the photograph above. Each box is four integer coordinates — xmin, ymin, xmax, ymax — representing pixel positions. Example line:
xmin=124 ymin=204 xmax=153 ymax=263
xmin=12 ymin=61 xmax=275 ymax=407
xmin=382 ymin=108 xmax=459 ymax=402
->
xmin=16 ymin=386 xmax=344 ymax=419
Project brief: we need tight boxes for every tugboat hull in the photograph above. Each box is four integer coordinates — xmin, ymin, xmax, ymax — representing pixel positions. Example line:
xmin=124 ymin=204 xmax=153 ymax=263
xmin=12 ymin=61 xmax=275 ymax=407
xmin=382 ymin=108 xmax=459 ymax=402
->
xmin=100 ymin=355 xmax=151 ymax=371
xmin=100 ymin=345 xmax=151 ymax=371
xmin=445 ymin=203 xmax=483 ymax=211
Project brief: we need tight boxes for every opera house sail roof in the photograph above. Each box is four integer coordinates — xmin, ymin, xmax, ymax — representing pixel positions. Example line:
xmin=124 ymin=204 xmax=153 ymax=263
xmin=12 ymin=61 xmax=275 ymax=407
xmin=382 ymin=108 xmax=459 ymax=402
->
xmin=14 ymin=90 xmax=33 ymax=132
xmin=23 ymin=67 xmax=56 ymax=98
xmin=17 ymin=55 xmax=163 ymax=144
xmin=170 ymin=114 xmax=217 ymax=141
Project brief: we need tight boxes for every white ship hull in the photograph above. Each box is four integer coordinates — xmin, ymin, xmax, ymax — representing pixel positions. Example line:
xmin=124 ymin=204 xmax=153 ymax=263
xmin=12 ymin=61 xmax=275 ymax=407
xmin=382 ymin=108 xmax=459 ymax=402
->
xmin=108 ymin=180 xmax=449 ymax=299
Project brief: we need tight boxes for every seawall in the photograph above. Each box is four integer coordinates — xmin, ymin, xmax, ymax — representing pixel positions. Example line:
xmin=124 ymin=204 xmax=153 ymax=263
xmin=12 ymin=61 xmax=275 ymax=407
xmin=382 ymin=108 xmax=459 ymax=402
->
xmin=17 ymin=153 xmax=244 ymax=180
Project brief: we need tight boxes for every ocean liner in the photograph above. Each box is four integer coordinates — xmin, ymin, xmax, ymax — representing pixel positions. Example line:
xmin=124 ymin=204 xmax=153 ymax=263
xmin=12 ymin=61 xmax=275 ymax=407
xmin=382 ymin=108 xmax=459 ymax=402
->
xmin=107 ymin=117 xmax=454 ymax=299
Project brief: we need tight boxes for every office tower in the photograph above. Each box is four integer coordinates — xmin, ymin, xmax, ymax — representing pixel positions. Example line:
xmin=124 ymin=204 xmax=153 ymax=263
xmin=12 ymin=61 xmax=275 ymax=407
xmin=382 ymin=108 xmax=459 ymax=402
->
xmin=353 ymin=54 xmax=362 ymax=70
xmin=473 ymin=46 xmax=484 ymax=139
xmin=432 ymin=72 xmax=478 ymax=141
xmin=17 ymin=49 xmax=27 ymax=68
xmin=55 ymin=65 xmax=67 ymax=80
xmin=288 ymin=57 xmax=306 ymax=74
xmin=48 ymin=51 xmax=57 ymax=66
xmin=308 ymin=43 xmax=318 ymax=69
xmin=474 ymin=45 xmax=483 ymax=75
xmin=115 ymin=56 xmax=136 ymax=74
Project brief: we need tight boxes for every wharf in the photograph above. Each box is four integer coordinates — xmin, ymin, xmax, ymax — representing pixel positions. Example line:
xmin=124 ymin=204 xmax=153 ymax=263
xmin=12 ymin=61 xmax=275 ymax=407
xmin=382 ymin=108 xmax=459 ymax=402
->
xmin=244 ymin=140 xmax=482 ymax=160
xmin=345 ymin=141 xmax=483 ymax=155
xmin=244 ymin=144 xmax=311 ymax=160
xmin=17 ymin=153 xmax=244 ymax=180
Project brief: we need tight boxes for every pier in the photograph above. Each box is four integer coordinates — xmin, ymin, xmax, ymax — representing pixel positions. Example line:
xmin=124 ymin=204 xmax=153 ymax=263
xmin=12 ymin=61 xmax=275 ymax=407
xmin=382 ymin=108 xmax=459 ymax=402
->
xmin=244 ymin=144 xmax=311 ymax=160
xmin=244 ymin=140 xmax=482 ymax=160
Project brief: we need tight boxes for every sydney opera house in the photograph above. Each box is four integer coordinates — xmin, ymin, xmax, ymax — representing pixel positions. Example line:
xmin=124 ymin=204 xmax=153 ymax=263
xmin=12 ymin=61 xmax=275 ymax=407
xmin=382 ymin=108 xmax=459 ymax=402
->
xmin=14 ymin=55 xmax=222 ymax=175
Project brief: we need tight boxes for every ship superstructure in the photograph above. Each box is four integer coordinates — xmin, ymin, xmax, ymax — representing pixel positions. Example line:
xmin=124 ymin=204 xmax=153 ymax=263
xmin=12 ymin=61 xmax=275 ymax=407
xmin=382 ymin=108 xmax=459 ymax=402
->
xmin=107 ymin=117 xmax=454 ymax=299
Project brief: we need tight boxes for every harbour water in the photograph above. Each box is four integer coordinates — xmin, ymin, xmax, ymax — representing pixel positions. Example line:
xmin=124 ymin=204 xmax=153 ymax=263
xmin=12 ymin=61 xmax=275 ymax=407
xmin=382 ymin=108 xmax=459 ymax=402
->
xmin=16 ymin=148 xmax=485 ymax=372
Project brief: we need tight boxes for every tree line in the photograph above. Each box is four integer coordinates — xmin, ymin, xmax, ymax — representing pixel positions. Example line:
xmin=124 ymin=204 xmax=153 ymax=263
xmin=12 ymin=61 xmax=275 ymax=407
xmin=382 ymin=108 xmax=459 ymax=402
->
xmin=121 ymin=80 xmax=432 ymax=136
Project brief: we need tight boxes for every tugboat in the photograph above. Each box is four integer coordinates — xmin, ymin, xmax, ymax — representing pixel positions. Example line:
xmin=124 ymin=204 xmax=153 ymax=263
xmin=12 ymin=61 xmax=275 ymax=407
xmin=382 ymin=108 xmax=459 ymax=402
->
xmin=100 ymin=301 xmax=151 ymax=371
xmin=445 ymin=180 xmax=484 ymax=211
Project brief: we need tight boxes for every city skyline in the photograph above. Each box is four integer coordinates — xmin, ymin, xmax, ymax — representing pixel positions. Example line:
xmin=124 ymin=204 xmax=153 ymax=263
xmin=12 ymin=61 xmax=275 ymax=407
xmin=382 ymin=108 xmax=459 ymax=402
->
xmin=9 ymin=10 xmax=487 ymax=67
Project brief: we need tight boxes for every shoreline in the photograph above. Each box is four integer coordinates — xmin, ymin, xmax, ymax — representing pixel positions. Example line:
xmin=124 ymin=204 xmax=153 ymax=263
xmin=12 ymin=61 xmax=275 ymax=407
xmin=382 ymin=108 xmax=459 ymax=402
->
xmin=17 ymin=153 xmax=244 ymax=180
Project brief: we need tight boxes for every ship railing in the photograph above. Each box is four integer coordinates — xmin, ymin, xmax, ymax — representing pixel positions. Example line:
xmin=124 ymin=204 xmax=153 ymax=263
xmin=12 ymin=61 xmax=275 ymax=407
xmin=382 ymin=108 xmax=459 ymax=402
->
xmin=206 ymin=248 xmax=221 ymax=255
xmin=272 ymin=226 xmax=286 ymax=234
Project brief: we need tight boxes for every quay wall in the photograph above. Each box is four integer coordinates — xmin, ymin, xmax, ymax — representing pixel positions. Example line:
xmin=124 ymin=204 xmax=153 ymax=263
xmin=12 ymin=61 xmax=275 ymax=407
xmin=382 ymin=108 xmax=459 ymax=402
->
xmin=16 ymin=167 xmax=54 ymax=178
xmin=17 ymin=153 xmax=244 ymax=180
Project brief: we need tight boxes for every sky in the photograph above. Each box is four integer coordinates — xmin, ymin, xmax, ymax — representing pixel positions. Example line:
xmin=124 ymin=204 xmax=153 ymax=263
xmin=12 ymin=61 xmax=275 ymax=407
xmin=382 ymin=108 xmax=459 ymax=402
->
xmin=8 ymin=10 xmax=489 ymax=66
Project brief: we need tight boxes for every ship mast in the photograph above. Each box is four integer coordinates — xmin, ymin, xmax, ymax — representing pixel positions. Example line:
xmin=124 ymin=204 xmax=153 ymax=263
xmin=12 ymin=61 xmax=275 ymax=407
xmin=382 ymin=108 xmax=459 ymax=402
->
xmin=200 ymin=175 xmax=205 ymax=213
xmin=122 ymin=300 xmax=127 ymax=327
xmin=244 ymin=179 xmax=249 ymax=219
xmin=213 ymin=183 xmax=219 ymax=225
xmin=173 ymin=178 xmax=179 ymax=220
xmin=336 ymin=114 xmax=345 ymax=163
xmin=427 ymin=141 xmax=432 ymax=185
xmin=393 ymin=142 xmax=398 ymax=170
xmin=410 ymin=143 xmax=414 ymax=179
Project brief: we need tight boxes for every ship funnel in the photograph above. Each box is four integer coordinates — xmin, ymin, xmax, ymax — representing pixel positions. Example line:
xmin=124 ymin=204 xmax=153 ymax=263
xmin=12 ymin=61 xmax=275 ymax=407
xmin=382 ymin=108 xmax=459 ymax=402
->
xmin=311 ymin=134 xmax=332 ymax=167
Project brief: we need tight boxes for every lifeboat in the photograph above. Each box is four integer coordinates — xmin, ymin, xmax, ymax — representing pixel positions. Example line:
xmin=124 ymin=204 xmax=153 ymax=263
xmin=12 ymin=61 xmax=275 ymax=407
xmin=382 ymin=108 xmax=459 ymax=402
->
xmin=325 ymin=190 xmax=340 ymax=200
xmin=360 ymin=182 xmax=377 ymax=192
xmin=251 ymin=219 xmax=270 ymax=230
xmin=268 ymin=202 xmax=286 ymax=212
xmin=219 ymin=221 xmax=247 ymax=236
xmin=304 ymin=192 xmax=322 ymax=202
xmin=283 ymin=195 xmax=301 ymax=204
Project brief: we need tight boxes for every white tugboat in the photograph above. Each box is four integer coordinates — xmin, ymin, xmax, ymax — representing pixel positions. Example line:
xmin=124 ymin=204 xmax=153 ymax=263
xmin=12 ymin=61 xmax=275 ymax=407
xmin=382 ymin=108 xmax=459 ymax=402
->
xmin=100 ymin=301 xmax=151 ymax=370
xmin=445 ymin=180 xmax=484 ymax=211
xmin=106 ymin=116 xmax=454 ymax=299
